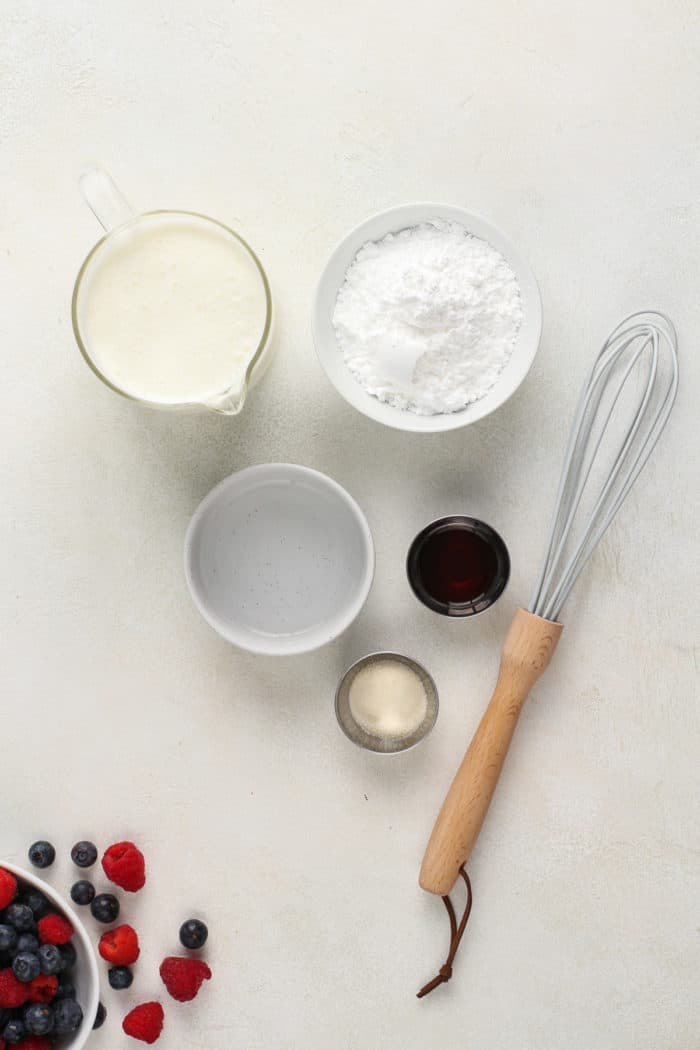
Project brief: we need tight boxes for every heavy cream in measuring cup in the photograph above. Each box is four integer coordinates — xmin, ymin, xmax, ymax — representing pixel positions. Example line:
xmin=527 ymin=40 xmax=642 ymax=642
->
xmin=77 ymin=213 xmax=268 ymax=406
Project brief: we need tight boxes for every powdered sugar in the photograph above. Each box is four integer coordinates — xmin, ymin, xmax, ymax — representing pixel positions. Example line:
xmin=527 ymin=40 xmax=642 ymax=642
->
xmin=332 ymin=221 xmax=523 ymax=415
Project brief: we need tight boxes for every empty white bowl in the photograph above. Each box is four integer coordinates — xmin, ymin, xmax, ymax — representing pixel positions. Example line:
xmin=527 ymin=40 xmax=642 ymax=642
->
xmin=0 ymin=861 xmax=99 ymax=1050
xmin=312 ymin=202 xmax=542 ymax=432
xmin=184 ymin=464 xmax=375 ymax=655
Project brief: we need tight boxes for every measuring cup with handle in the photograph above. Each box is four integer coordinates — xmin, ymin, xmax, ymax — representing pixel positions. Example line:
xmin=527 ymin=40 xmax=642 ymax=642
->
xmin=71 ymin=167 xmax=274 ymax=414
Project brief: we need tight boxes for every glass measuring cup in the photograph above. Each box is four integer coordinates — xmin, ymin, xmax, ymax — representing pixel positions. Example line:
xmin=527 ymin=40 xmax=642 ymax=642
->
xmin=71 ymin=168 xmax=274 ymax=414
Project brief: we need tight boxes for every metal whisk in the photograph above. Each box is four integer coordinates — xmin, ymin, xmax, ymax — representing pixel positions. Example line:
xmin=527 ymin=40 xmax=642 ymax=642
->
xmin=417 ymin=312 xmax=678 ymax=995
xmin=531 ymin=311 xmax=679 ymax=621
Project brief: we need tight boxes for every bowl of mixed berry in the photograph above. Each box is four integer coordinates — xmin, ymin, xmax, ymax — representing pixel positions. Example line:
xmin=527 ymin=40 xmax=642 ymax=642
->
xmin=0 ymin=858 xmax=99 ymax=1050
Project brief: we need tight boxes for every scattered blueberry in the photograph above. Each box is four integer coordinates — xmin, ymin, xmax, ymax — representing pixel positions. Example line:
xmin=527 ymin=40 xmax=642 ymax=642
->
xmin=53 ymin=998 xmax=83 ymax=1035
xmin=27 ymin=841 xmax=55 ymax=869
xmin=14 ymin=933 xmax=39 ymax=955
xmin=59 ymin=940 xmax=77 ymax=968
xmin=93 ymin=1001 xmax=106 ymax=1029
xmin=90 ymin=893 xmax=119 ymax=924
xmin=0 ymin=924 xmax=18 ymax=952
xmin=108 ymin=964 xmax=133 ymax=990
xmin=70 ymin=880 xmax=95 ymax=906
xmin=2 ymin=1018 xmax=26 ymax=1044
xmin=4 ymin=903 xmax=35 ymax=932
xmin=38 ymin=942 xmax=65 ymax=975
xmin=55 ymin=980 xmax=76 ymax=1000
xmin=12 ymin=951 xmax=41 ymax=982
xmin=71 ymin=841 xmax=98 ymax=869
xmin=179 ymin=918 xmax=208 ymax=949
xmin=21 ymin=889 xmax=50 ymax=919
xmin=24 ymin=1002 xmax=54 ymax=1035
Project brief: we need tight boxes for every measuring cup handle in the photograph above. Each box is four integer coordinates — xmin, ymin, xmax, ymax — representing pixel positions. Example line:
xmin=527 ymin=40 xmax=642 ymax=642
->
xmin=79 ymin=167 xmax=135 ymax=232
xmin=419 ymin=609 xmax=563 ymax=896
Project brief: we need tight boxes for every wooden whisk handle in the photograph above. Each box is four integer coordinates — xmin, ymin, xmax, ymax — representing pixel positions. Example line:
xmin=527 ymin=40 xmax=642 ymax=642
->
xmin=419 ymin=609 xmax=563 ymax=896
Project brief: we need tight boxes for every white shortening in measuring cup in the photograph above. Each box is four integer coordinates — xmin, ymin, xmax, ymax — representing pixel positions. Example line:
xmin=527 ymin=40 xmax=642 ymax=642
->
xmin=72 ymin=168 xmax=273 ymax=414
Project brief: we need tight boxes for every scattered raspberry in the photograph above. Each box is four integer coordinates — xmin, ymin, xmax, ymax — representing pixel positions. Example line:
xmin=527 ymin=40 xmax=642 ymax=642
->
xmin=0 ymin=868 xmax=17 ymax=910
xmin=102 ymin=842 xmax=146 ymax=893
xmin=98 ymin=924 xmax=140 ymax=966
xmin=14 ymin=1038 xmax=51 ymax=1050
xmin=159 ymin=956 xmax=212 ymax=1002
xmin=37 ymin=913 xmax=74 ymax=945
xmin=27 ymin=973 xmax=59 ymax=1003
xmin=0 ymin=967 xmax=30 ymax=1008
xmin=122 ymin=1002 xmax=164 ymax=1044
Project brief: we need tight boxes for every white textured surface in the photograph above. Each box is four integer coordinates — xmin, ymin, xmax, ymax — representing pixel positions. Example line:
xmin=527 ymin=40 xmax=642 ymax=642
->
xmin=1 ymin=2 xmax=698 ymax=1048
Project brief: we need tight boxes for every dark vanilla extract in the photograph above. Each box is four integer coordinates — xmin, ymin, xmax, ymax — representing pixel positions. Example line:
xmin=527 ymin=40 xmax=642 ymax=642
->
xmin=407 ymin=516 xmax=509 ymax=616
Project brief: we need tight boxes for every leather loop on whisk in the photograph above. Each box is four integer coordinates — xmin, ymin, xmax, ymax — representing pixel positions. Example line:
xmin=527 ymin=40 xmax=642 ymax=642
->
xmin=417 ymin=868 xmax=472 ymax=998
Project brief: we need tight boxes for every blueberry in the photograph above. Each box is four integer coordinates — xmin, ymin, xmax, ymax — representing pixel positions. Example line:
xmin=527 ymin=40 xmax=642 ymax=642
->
xmin=4 ymin=904 xmax=35 ymax=932
xmin=2 ymin=1018 xmax=26 ymax=1044
xmin=53 ymin=998 xmax=83 ymax=1035
xmin=70 ymin=880 xmax=95 ymax=906
xmin=179 ymin=918 xmax=208 ymax=950
xmin=59 ymin=941 xmax=77 ymax=969
xmin=14 ymin=933 xmax=39 ymax=955
xmin=28 ymin=841 xmax=55 ymax=869
xmin=55 ymin=980 xmax=76 ymax=1000
xmin=90 ymin=893 xmax=119 ymax=924
xmin=108 ymin=964 xmax=133 ymax=990
xmin=12 ymin=951 xmax=40 ymax=982
xmin=0 ymin=925 xmax=17 ymax=952
xmin=93 ymin=1001 xmax=106 ymax=1029
xmin=71 ymin=841 xmax=97 ymax=869
xmin=38 ymin=943 xmax=65 ymax=975
xmin=24 ymin=1002 xmax=54 ymax=1035
xmin=20 ymin=890 xmax=50 ymax=919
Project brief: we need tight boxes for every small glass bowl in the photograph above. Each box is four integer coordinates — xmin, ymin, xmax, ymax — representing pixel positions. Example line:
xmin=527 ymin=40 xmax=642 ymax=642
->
xmin=407 ymin=515 xmax=510 ymax=616
xmin=335 ymin=651 xmax=439 ymax=754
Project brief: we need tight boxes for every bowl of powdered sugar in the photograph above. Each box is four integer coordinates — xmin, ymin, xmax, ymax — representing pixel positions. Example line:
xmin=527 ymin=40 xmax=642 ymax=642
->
xmin=313 ymin=203 xmax=541 ymax=431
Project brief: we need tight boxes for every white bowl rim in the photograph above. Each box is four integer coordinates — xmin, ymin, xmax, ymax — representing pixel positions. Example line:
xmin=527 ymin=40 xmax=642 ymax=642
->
xmin=0 ymin=860 xmax=100 ymax=1050
xmin=312 ymin=201 xmax=543 ymax=433
xmin=184 ymin=462 xmax=375 ymax=655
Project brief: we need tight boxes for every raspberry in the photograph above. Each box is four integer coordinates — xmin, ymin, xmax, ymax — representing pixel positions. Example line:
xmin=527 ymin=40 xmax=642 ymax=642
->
xmin=27 ymin=974 xmax=59 ymax=1003
xmin=0 ymin=967 xmax=30 ymax=1007
xmin=102 ymin=842 xmax=146 ymax=893
xmin=122 ymin=1002 xmax=164 ymax=1044
xmin=37 ymin=914 xmax=74 ymax=945
xmin=98 ymin=924 xmax=140 ymax=966
xmin=159 ymin=956 xmax=212 ymax=1002
xmin=15 ymin=1039 xmax=52 ymax=1050
xmin=0 ymin=869 xmax=17 ymax=910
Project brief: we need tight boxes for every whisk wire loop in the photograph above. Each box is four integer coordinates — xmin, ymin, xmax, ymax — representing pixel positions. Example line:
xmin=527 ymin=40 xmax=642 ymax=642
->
xmin=530 ymin=312 xmax=678 ymax=621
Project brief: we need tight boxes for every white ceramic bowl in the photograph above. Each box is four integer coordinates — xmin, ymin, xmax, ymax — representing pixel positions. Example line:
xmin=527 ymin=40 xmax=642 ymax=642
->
xmin=1 ymin=862 xmax=99 ymax=1049
xmin=312 ymin=202 xmax=542 ymax=432
xmin=184 ymin=464 xmax=375 ymax=655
